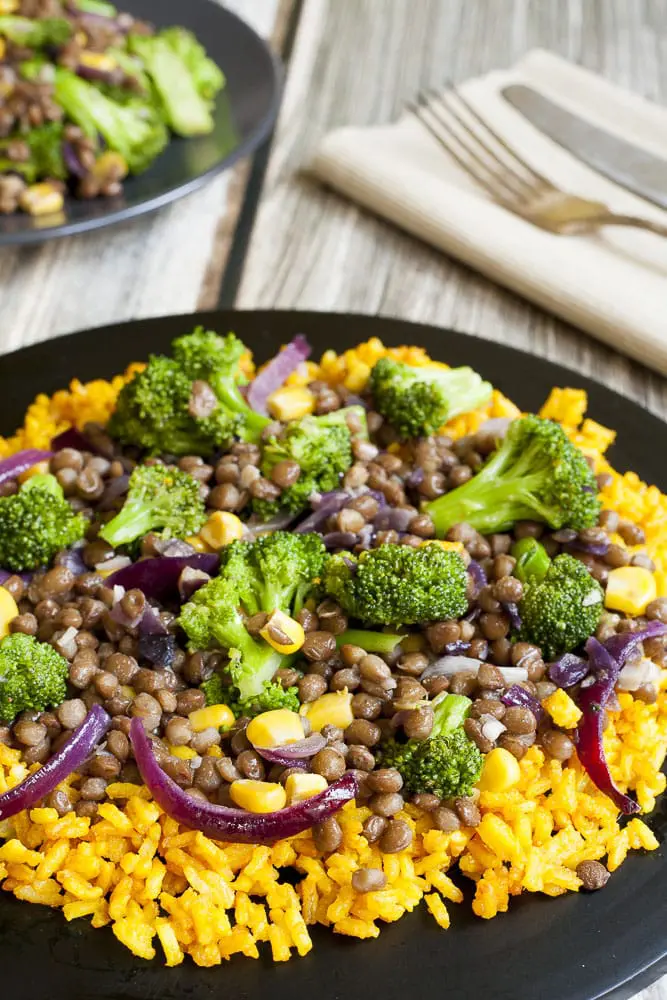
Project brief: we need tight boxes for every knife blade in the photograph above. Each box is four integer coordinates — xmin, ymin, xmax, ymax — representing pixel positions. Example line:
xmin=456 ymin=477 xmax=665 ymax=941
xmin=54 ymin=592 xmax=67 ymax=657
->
xmin=501 ymin=83 xmax=667 ymax=211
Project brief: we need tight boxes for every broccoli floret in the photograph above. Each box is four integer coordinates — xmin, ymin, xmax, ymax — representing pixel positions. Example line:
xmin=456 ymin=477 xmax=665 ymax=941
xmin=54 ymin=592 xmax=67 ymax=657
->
xmin=201 ymin=672 xmax=299 ymax=718
xmin=54 ymin=69 xmax=168 ymax=173
xmin=0 ymin=123 xmax=66 ymax=183
xmin=253 ymin=407 xmax=367 ymax=520
xmin=129 ymin=28 xmax=223 ymax=137
xmin=369 ymin=357 xmax=492 ymax=439
xmin=379 ymin=693 xmax=482 ymax=799
xmin=108 ymin=329 xmax=269 ymax=456
xmin=518 ymin=553 xmax=603 ymax=660
xmin=99 ymin=463 xmax=205 ymax=549
xmin=0 ymin=16 xmax=71 ymax=48
xmin=425 ymin=415 xmax=600 ymax=537
xmin=0 ymin=474 xmax=85 ymax=572
xmin=180 ymin=532 xmax=327 ymax=703
xmin=323 ymin=543 xmax=468 ymax=626
xmin=0 ymin=633 xmax=68 ymax=724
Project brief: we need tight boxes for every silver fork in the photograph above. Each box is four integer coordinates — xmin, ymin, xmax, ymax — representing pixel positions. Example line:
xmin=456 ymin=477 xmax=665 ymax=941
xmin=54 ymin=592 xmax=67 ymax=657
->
xmin=408 ymin=86 xmax=667 ymax=238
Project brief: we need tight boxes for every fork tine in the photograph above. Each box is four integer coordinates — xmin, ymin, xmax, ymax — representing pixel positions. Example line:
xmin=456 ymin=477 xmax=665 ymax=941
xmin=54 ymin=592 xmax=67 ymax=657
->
xmin=442 ymin=85 xmax=554 ymax=192
xmin=407 ymin=98 xmax=518 ymax=204
xmin=421 ymin=89 xmax=532 ymax=202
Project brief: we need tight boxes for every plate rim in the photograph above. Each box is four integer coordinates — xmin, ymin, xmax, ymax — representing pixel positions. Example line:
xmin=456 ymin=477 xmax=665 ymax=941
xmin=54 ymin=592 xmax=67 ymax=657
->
xmin=0 ymin=2 xmax=283 ymax=248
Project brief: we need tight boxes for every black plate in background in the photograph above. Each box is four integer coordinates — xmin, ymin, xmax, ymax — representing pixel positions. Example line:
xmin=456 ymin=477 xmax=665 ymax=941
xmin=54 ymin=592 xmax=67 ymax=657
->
xmin=2 ymin=311 xmax=667 ymax=1000
xmin=0 ymin=0 xmax=281 ymax=246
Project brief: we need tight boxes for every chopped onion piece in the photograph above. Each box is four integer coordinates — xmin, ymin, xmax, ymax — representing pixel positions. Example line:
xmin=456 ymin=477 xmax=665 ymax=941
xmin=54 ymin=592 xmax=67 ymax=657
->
xmin=617 ymin=658 xmax=661 ymax=692
xmin=97 ymin=555 xmax=131 ymax=574
xmin=421 ymin=656 xmax=528 ymax=684
xmin=480 ymin=716 xmax=506 ymax=742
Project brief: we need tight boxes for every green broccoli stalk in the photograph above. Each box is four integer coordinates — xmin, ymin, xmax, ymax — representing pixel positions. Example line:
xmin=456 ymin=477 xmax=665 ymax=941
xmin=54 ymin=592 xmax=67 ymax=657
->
xmin=99 ymin=464 xmax=206 ymax=549
xmin=180 ymin=532 xmax=327 ymax=705
xmin=108 ymin=328 xmax=269 ymax=456
xmin=369 ymin=357 xmax=492 ymax=438
xmin=511 ymin=537 xmax=551 ymax=585
xmin=129 ymin=28 xmax=224 ymax=137
xmin=54 ymin=68 xmax=168 ymax=173
xmin=335 ymin=629 xmax=405 ymax=655
xmin=0 ymin=633 xmax=69 ymax=723
xmin=0 ymin=16 xmax=72 ymax=48
xmin=323 ymin=543 xmax=468 ymax=626
xmin=518 ymin=553 xmax=603 ymax=660
xmin=379 ymin=693 xmax=483 ymax=800
xmin=425 ymin=415 xmax=600 ymax=537
xmin=201 ymin=672 xmax=300 ymax=718
xmin=0 ymin=474 xmax=85 ymax=572
xmin=253 ymin=406 xmax=368 ymax=520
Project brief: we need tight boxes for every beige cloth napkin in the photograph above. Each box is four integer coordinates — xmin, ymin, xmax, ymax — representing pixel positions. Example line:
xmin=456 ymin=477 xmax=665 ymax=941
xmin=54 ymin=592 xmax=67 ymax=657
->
xmin=310 ymin=50 xmax=667 ymax=375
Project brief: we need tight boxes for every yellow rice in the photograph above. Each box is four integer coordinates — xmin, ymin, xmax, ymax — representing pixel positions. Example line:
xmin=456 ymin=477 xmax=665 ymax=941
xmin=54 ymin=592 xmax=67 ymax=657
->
xmin=0 ymin=337 xmax=665 ymax=964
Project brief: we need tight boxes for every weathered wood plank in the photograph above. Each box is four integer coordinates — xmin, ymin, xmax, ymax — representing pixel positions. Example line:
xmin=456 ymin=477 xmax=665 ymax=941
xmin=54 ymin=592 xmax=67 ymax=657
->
xmin=0 ymin=0 xmax=280 ymax=355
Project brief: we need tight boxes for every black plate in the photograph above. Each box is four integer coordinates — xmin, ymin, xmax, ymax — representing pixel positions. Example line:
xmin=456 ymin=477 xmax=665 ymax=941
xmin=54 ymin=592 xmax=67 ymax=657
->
xmin=2 ymin=311 xmax=667 ymax=1000
xmin=0 ymin=0 xmax=281 ymax=246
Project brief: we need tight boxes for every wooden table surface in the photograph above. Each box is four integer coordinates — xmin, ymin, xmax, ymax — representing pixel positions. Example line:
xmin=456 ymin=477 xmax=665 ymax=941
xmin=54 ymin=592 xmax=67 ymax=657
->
xmin=1 ymin=1 xmax=666 ymax=996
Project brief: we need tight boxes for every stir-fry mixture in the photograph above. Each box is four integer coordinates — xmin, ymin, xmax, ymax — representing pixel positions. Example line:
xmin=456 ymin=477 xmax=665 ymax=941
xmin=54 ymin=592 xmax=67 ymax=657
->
xmin=0 ymin=330 xmax=665 ymax=967
xmin=0 ymin=2 xmax=224 ymax=216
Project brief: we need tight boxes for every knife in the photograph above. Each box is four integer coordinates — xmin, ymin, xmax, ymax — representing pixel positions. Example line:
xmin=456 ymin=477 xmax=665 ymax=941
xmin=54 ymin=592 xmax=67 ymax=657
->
xmin=501 ymin=83 xmax=667 ymax=211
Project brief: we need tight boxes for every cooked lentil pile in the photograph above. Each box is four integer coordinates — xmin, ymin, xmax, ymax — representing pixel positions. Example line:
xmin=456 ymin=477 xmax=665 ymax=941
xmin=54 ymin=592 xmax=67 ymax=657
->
xmin=0 ymin=2 xmax=223 ymax=216
xmin=0 ymin=332 xmax=665 ymax=967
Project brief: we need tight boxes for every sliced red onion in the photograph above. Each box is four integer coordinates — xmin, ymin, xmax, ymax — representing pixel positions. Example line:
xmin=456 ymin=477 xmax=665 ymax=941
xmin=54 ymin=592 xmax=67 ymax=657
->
xmin=246 ymin=335 xmax=312 ymax=416
xmin=106 ymin=553 xmax=219 ymax=603
xmin=548 ymin=652 xmax=589 ymax=688
xmin=139 ymin=604 xmax=168 ymax=636
xmin=138 ymin=633 xmax=176 ymax=668
xmin=295 ymin=490 xmax=351 ymax=534
xmin=374 ymin=507 xmax=415 ymax=533
xmin=501 ymin=683 xmax=545 ymax=724
xmin=62 ymin=141 xmax=87 ymax=180
xmin=463 ymin=606 xmax=481 ymax=623
xmin=503 ymin=601 xmax=522 ymax=631
xmin=130 ymin=717 xmax=357 ymax=844
xmin=421 ymin=656 xmax=528 ymax=683
xmin=0 ymin=705 xmax=110 ymax=821
xmin=0 ymin=449 xmax=52 ymax=487
xmin=254 ymin=733 xmax=326 ymax=765
xmin=576 ymin=638 xmax=640 ymax=814
xmin=56 ymin=543 xmax=87 ymax=577
xmin=442 ymin=640 xmax=472 ymax=656
xmin=323 ymin=530 xmax=358 ymax=550
xmin=244 ymin=511 xmax=298 ymax=536
xmin=467 ymin=560 xmax=487 ymax=595
xmin=110 ymin=596 xmax=144 ymax=630
xmin=178 ymin=566 xmax=211 ymax=603
xmin=0 ymin=569 xmax=32 ymax=587
xmin=603 ymin=622 xmax=667 ymax=667
xmin=566 ymin=538 xmax=610 ymax=558
xmin=405 ymin=468 xmax=424 ymax=489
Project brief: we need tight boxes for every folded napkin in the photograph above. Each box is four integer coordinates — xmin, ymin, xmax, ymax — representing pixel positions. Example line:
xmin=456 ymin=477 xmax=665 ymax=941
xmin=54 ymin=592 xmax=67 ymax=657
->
xmin=310 ymin=50 xmax=667 ymax=375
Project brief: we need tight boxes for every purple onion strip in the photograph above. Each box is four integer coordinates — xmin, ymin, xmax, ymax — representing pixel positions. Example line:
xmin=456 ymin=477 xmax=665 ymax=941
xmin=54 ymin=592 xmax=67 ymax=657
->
xmin=0 ymin=449 xmax=52 ymax=487
xmin=255 ymin=733 xmax=326 ymax=765
xmin=246 ymin=335 xmax=312 ymax=416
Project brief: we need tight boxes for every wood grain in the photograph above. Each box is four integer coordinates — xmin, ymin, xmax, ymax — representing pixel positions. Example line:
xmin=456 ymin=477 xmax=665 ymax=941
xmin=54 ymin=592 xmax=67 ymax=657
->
xmin=0 ymin=0 xmax=280 ymax=356
xmin=236 ymin=0 xmax=667 ymax=422
xmin=234 ymin=4 xmax=667 ymax=996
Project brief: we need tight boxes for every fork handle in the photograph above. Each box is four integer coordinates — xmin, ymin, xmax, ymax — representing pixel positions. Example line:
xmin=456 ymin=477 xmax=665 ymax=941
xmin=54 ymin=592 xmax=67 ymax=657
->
xmin=591 ymin=212 xmax=667 ymax=238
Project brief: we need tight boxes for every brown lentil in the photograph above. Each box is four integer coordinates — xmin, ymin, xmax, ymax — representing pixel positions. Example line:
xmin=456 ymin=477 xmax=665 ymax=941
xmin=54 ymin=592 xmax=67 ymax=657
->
xmin=576 ymin=859 xmax=610 ymax=890
xmin=379 ymin=819 xmax=412 ymax=853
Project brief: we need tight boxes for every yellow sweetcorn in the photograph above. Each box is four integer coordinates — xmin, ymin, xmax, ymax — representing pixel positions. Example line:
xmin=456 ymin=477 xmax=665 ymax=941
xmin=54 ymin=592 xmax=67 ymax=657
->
xmin=542 ymin=689 xmax=582 ymax=729
xmin=17 ymin=460 xmax=49 ymax=483
xmin=200 ymin=511 xmax=244 ymax=550
xmin=230 ymin=780 xmax=287 ymax=813
xmin=79 ymin=52 xmax=117 ymax=74
xmin=259 ymin=610 xmax=305 ymax=654
xmin=169 ymin=746 xmax=198 ymax=760
xmin=0 ymin=587 xmax=19 ymax=639
xmin=284 ymin=773 xmax=328 ymax=805
xmin=246 ymin=710 xmax=304 ymax=749
xmin=422 ymin=540 xmax=465 ymax=555
xmin=188 ymin=705 xmax=235 ymax=733
xmin=478 ymin=748 xmax=521 ymax=793
xmin=299 ymin=691 xmax=354 ymax=732
xmin=267 ymin=386 xmax=315 ymax=422
xmin=19 ymin=185 xmax=64 ymax=218
xmin=605 ymin=566 xmax=657 ymax=616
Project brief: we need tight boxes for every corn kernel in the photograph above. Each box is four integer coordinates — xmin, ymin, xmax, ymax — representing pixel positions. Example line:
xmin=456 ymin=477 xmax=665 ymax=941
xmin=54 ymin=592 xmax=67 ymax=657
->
xmin=246 ymin=709 xmax=304 ymax=749
xmin=230 ymin=780 xmax=287 ymax=813
xmin=188 ymin=704 xmax=235 ymax=733
xmin=285 ymin=772 xmax=328 ymax=805
xmin=542 ymin=689 xmax=583 ymax=729
xmin=0 ymin=0 xmax=18 ymax=12
xmin=91 ymin=150 xmax=128 ymax=182
xmin=478 ymin=747 xmax=521 ymax=792
xmin=185 ymin=534 xmax=211 ymax=553
xmin=169 ymin=745 xmax=198 ymax=760
xmin=200 ymin=511 xmax=244 ymax=551
xmin=17 ymin=460 xmax=49 ymax=483
xmin=267 ymin=386 xmax=315 ymax=422
xmin=79 ymin=51 xmax=117 ymax=74
xmin=259 ymin=609 xmax=305 ymax=654
xmin=206 ymin=745 xmax=223 ymax=757
xmin=19 ymin=184 xmax=64 ymax=217
xmin=477 ymin=813 xmax=519 ymax=861
xmin=0 ymin=586 xmax=19 ymax=640
xmin=0 ymin=38 xmax=5 ymax=60
xmin=605 ymin=566 xmax=657 ymax=616
xmin=421 ymin=540 xmax=465 ymax=554
xmin=299 ymin=691 xmax=354 ymax=732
